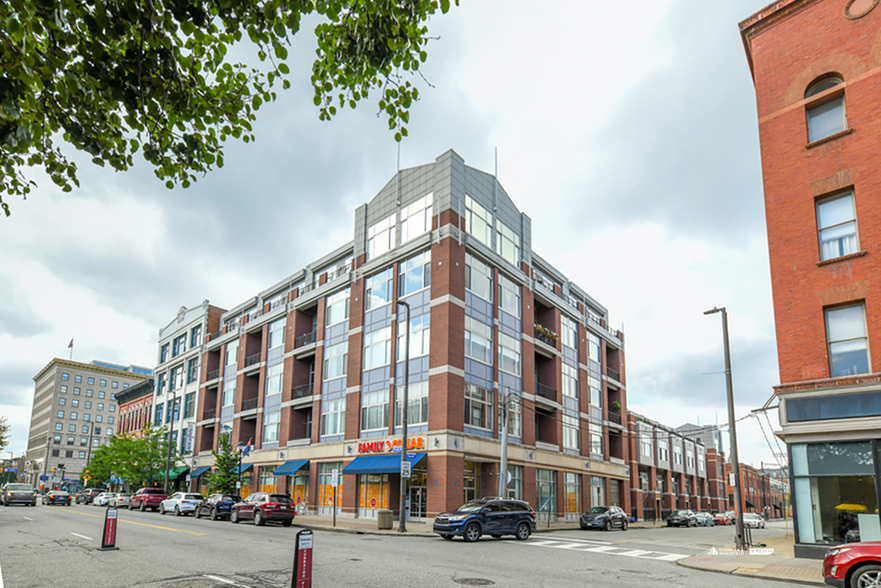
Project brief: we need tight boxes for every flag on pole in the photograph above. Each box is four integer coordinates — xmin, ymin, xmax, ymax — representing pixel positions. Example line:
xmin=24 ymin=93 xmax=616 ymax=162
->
xmin=68 ymin=338 xmax=74 ymax=349
xmin=242 ymin=438 xmax=253 ymax=457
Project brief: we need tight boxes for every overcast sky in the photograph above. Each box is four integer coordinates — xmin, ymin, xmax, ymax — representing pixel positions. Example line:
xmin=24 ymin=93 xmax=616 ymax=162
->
xmin=1 ymin=0 xmax=787 ymax=471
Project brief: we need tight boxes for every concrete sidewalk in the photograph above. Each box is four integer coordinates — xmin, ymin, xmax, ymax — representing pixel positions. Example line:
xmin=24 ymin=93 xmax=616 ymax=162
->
xmin=290 ymin=513 xmax=667 ymax=537
xmin=677 ymin=535 xmax=825 ymax=585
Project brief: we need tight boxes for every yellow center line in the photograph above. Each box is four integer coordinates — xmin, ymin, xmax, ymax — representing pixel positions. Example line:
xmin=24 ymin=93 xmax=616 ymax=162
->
xmin=41 ymin=506 xmax=206 ymax=536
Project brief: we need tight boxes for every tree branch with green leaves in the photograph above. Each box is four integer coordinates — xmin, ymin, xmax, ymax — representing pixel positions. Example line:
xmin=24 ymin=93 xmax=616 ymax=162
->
xmin=0 ymin=0 xmax=457 ymax=216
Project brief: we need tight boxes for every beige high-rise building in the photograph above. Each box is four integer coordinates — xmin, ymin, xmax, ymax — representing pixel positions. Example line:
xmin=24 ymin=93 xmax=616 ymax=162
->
xmin=25 ymin=359 xmax=150 ymax=489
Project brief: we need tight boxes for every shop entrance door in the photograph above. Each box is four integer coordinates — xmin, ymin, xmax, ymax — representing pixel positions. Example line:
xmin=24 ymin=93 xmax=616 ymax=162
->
xmin=463 ymin=462 xmax=479 ymax=503
xmin=409 ymin=486 xmax=427 ymax=521
xmin=592 ymin=476 xmax=606 ymax=507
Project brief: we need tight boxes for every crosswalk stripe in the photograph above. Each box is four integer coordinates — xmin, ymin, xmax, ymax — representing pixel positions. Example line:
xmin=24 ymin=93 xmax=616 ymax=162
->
xmin=516 ymin=540 xmax=689 ymax=562
xmin=655 ymin=553 xmax=689 ymax=561
xmin=615 ymin=549 xmax=654 ymax=557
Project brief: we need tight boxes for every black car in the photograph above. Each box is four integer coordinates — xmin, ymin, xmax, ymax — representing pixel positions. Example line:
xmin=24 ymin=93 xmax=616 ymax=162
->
xmin=433 ymin=498 xmax=536 ymax=542
xmin=45 ymin=491 xmax=72 ymax=506
xmin=194 ymin=493 xmax=242 ymax=520
xmin=667 ymin=509 xmax=697 ymax=527
xmin=75 ymin=488 xmax=101 ymax=504
xmin=580 ymin=506 xmax=628 ymax=531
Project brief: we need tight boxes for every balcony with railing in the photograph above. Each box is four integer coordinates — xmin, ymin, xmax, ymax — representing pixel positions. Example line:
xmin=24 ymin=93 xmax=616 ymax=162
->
xmin=202 ymin=408 xmax=216 ymax=421
xmin=292 ymin=383 xmax=313 ymax=400
xmin=244 ymin=353 xmax=261 ymax=368
xmin=242 ymin=397 xmax=258 ymax=411
xmin=294 ymin=330 xmax=317 ymax=350
xmin=608 ymin=412 xmax=622 ymax=426
xmin=534 ymin=382 xmax=557 ymax=402
xmin=606 ymin=366 xmax=620 ymax=382
xmin=206 ymin=369 xmax=220 ymax=382
xmin=533 ymin=324 xmax=558 ymax=353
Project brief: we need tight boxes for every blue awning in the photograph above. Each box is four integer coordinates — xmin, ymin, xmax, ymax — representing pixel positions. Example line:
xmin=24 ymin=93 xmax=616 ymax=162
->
xmin=190 ymin=466 xmax=211 ymax=478
xmin=237 ymin=464 xmax=253 ymax=474
xmin=343 ymin=453 xmax=426 ymax=475
xmin=273 ymin=460 xmax=309 ymax=476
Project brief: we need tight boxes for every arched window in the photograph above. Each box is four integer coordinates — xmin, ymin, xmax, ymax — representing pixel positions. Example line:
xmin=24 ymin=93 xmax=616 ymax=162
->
xmin=805 ymin=76 xmax=846 ymax=142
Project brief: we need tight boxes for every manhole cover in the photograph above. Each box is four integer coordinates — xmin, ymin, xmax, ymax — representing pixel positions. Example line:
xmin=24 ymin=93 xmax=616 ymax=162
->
xmin=454 ymin=580 xmax=495 ymax=586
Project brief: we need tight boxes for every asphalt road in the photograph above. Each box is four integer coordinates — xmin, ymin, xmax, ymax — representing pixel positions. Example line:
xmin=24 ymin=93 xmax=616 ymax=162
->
xmin=0 ymin=504 xmax=793 ymax=588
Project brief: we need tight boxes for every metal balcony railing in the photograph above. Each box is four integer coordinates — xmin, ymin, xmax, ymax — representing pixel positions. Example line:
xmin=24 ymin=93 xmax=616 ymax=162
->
xmin=242 ymin=398 xmax=258 ymax=411
xmin=607 ymin=367 xmax=620 ymax=382
xmin=207 ymin=369 xmax=219 ymax=381
xmin=295 ymin=330 xmax=317 ymax=349
xmin=608 ymin=412 xmax=622 ymax=425
xmin=245 ymin=353 xmax=261 ymax=368
xmin=535 ymin=382 xmax=556 ymax=401
xmin=292 ymin=383 xmax=313 ymax=399
xmin=202 ymin=408 xmax=216 ymax=420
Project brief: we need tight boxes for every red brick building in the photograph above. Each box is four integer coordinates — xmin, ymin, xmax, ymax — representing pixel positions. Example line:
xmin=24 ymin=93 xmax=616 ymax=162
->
xmin=187 ymin=150 xmax=630 ymax=522
xmin=724 ymin=462 xmax=786 ymax=517
xmin=116 ymin=378 xmax=154 ymax=437
xmin=740 ymin=0 xmax=881 ymax=557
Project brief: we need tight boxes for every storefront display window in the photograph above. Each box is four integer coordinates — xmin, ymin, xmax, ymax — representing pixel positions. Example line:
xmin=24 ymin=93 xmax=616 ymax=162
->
xmin=792 ymin=442 xmax=880 ymax=545
xmin=564 ymin=472 xmax=581 ymax=521
xmin=291 ymin=470 xmax=309 ymax=513
xmin=537 ymin=469 xmax=556 ymax=522
xmin=259 ymin=470 xmax=277 ymax=493
xmin=318 ymin=462 xmax=343 ymax=516
xmin=358 ymin=474 xmax=390 ymax=518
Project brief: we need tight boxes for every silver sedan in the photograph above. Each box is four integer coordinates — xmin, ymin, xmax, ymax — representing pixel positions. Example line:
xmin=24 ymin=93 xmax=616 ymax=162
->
xmin=108 ymin=493 xmax=132 ymax=508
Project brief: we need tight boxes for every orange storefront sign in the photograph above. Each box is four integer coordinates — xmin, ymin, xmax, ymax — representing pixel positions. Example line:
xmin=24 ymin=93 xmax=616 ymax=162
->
xmin=358 ymin=437 xmax=425 ymax=454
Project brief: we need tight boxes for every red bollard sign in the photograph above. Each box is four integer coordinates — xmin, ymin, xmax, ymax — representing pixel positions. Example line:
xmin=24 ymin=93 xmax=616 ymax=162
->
xmin=100 ymin=507 xmax=119 ymax=551
xmin=291 ymin=528 xmax=313 ymax=588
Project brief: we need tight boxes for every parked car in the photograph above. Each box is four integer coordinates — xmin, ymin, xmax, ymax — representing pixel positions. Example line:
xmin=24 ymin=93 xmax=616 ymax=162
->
xmin=579 ymin=506 xmax=629 ymax=531
xmin=109 ymin=493 xmax=132 ymax=508
xmin=75 ymin=488 xmax=101 ymax=504
xmin=743 ymin=513 xmax=766 ymax=529
xmin=1 ymin=483 xmax=37 ymax=506
xmin=712 ymin=512 xmax=732 ymax=525
xmin=230 ymin=493 xmax=297 ymax=527
xmin=725 ymin=510 xmax=737 ymax=522
xmin=667 ymin=509 xmax=697 ymax=527
xmin=194 ymin=493 xmax=241 ymax=521
xmin=45 ymin=490 xmax=72 ymax=506
xmin=93 ymin=492 xmax=115 ymax=507
xmin=129 ymin=488 xmax=168 ymax=512
xmin=159 ymin=492 xmax=204 ymax=516
xmin=433 ymin=498 xmax=536 ymax=542
xmin=823 ymin=541 xmax=881 ymax=588
xmin=694 ymin=512 xmax=714 ymax=527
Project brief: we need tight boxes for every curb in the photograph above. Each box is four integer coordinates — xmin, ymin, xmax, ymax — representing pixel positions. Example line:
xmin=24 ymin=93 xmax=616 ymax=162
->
xmin=676 ymin=559 xmax=822 ymax=586
xmin=291 ymin=523 xmax=435 ymax=538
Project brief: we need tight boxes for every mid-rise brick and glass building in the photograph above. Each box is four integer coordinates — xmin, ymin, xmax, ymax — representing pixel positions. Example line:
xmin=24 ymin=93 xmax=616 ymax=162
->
xmin=740 ymin=0 xmax=881 ymax=556
xmin=25 ymin=359 xmax=150 ymax=489
xmin=191 ymin=150 xmax=629 ymax=521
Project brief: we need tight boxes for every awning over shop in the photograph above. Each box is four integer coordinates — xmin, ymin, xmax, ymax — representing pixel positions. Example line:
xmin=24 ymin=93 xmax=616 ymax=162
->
xmin=236 ymin=464 xmax=253 ymax=474
xmin=745 ymin=501 xmax=756 ymax=509
xmin=273 ymin=460 xmax=309 ymax=476
xmin=190 ymin=466 xmax=211 ymax=478
xmin=343 ymin=453 xmax=426 ymax=475
xmin=153 ymin=467 xmax=189 ymax=481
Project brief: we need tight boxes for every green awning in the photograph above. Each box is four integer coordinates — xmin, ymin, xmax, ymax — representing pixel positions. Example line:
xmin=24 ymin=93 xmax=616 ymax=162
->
xmin=153 ymin=467 xmax=189 ymax=481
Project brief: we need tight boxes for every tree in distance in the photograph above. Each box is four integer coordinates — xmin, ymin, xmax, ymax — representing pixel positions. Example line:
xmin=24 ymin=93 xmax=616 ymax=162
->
xmin=207 ymin=432 xmax=240 ymax=495
xmin=0 ymin=0 xmax=458 ymax=216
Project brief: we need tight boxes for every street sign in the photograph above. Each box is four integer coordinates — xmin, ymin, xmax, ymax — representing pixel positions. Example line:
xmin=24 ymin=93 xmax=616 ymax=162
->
xmin=331 ymin=468 xmax=339 ymax=487
xmin=729 ymin=473 xmax=736 ymax=486
xmin=401 ymin=461 xmax=412 ymax=479
xmin=99 ymin=508 xmax=119 ymax=551
xmin=292 ymin=528 xmax=313 ymax=588
xmin=7 ymin=469 xmax=17 ymax=472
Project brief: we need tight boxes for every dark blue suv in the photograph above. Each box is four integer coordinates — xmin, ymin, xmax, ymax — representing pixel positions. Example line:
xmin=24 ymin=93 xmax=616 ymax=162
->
xmin=433 ymin=498 xmax=536 ymax=542
xmin=194 ymin=493 xmax=241 ymax=520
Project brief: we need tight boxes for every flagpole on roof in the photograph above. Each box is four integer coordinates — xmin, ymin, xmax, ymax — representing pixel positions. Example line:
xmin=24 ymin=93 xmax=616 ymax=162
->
xmin=68 ymin=337 xmax=74 ymax=361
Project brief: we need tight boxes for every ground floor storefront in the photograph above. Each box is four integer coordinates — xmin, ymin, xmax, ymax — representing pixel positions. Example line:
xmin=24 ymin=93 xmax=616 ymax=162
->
xmin=191 ymin=432 xmax=630 ymax=521
xmin=791 ymin=439 xmax=881 ymax=558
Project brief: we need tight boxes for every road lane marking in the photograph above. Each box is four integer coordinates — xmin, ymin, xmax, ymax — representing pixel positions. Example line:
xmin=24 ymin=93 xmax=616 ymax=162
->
xmin=43 ymin=506 xmax=206 ymax=536
xmin=616 ymin=549 xmax=654 ymax=557
xmin=516 ymin=540 xmax=690 ymax=562
xmin=536 ymin=534 xmax=612 ymax=545
xmin=23 ymin=516 xmax=33 ymax=521
xmin=71 ymin=533 xmax=93 ymax=541
xmin=656 ymin=553 xmax=689 ymax=561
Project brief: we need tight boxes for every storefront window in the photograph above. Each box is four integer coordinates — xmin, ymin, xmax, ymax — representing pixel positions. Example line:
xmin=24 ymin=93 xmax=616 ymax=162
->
xmin=291 ymin=470 xmax=309 ymax=513
xmin=537 ymin=469 xmax=556 ymax=522
xmin=564 ymin=473 xmax=581 ymax=521
xmin=318 ymin=462 xmax=343 ymax=516
xmin=792 ymin=442 xmax=879 ymax=545
xmin=358 ymin=473 xmax=389 ymax=518
xmin=507 ymin=465 xmax=522 ymax=500
xmin=259 ymin=470 xmax=277 ymax=493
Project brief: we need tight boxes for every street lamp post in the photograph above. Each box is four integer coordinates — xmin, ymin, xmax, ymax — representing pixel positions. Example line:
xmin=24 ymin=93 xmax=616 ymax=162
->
xmin=705 ymin=306 xmax=747 ymax=549
xmin=397 ymin=300 xmax=411 ymax=533
xmin=163 ymin=390 xmax=178 ymax=494
xmin=237 ymin=442 xmax=244 ymax=493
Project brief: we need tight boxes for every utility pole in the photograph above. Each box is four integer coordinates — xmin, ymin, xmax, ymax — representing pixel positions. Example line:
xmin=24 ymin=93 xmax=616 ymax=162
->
xmin=163 ymin=390 xmax=178 ymax=494
xmin=397 ymin=300 xmax=410 ymax=533
xmin=705 ymin=306 xmax=746 ymax=549
xmin=498 ymin=387 xmax=509 ymax=499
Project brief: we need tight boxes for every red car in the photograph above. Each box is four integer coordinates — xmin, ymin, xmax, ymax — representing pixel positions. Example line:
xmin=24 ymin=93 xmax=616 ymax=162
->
xmin=230 ymin=493 xmax=295 ymax=526
xmin=823 ymin=541 xmax=881 ymax=587
xmin=713 ymin=512 xmax=732 ymax=525
xmin=129 ymin=488 xmax=168 ymax=512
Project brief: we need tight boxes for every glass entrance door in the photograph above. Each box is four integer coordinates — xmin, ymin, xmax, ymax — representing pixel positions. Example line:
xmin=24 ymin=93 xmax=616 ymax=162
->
xmin=463 ymin=462 xmax=479 ymax=503
xmin=537 ymin=469 xmax=556 ymax=523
